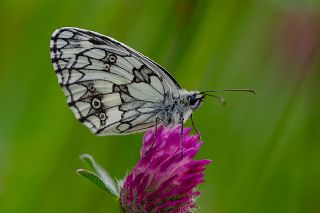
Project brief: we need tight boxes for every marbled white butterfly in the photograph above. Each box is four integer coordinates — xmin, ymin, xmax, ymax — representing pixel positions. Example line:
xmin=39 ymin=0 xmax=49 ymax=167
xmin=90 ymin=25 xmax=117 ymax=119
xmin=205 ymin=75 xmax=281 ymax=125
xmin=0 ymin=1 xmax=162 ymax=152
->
xmin=50 ymin=27 xmax=255 ymax=140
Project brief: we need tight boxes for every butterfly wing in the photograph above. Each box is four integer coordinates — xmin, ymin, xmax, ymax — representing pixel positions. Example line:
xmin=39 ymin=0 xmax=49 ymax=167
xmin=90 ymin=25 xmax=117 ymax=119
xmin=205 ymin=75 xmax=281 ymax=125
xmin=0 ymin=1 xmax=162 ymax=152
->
xmin=50 ymin=27 xmax=180 ymax=135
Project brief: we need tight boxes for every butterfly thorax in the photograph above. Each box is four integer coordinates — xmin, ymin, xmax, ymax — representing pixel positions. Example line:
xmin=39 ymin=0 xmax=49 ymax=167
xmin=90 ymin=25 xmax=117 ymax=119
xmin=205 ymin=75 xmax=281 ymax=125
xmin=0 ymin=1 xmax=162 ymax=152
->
xmin=156 ymin=90 xmax=204 ymax=126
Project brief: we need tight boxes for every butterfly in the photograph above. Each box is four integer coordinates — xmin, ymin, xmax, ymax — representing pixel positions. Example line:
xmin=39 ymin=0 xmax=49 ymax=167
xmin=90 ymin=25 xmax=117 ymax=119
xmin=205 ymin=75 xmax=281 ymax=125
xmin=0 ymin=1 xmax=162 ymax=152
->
xmin=50 ymin=27 xmax=255 ymax=149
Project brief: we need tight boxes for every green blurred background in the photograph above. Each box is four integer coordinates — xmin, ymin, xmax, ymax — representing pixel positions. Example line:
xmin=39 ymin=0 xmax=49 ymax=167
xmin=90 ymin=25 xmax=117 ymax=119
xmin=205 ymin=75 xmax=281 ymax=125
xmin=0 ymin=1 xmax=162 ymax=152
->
xmin=1 ymin=0 xmax=320 ymax=212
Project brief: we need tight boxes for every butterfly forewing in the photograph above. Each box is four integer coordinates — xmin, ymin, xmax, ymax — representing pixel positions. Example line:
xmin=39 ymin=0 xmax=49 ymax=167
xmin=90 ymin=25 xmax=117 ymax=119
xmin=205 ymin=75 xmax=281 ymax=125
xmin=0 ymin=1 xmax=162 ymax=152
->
xmin=50 ymin=27 xmax=180 ymax=135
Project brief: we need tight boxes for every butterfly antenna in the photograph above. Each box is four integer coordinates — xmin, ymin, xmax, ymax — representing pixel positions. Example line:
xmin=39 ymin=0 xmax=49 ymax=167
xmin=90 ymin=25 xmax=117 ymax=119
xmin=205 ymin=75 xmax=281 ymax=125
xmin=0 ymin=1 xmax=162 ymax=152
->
xmin=202 ymin=89 xmax=256 ymax=94
xmin=204 ymin=93 xmax=226 ymax=106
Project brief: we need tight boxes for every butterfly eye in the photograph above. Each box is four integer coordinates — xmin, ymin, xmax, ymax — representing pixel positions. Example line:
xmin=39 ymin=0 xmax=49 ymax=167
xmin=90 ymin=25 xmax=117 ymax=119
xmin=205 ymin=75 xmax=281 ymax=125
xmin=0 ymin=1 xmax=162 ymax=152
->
xmin=188 ymin=95 xmax=200 ymax=109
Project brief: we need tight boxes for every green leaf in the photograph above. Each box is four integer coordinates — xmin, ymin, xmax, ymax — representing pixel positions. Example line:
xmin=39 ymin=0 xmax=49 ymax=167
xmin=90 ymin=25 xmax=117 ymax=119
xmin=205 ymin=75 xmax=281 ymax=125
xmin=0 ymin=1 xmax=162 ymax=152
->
xmin=76 ymin=169 xmax=111 ymax=194
xmin=78 ymin=154 xmax=119 ymax=197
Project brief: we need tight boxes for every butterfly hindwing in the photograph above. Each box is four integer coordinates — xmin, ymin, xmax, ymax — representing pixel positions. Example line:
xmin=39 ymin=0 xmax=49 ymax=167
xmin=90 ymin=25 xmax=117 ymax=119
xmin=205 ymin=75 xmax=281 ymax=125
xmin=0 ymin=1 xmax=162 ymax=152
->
xmin=50 ymin=27 xmax=179 ymax=135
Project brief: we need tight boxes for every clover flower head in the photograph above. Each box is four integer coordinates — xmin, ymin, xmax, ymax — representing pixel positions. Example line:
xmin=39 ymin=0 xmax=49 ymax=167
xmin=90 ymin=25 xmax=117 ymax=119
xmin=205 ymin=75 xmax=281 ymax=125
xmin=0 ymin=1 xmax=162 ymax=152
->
xmin=120 ymin=125 xmax=212 ymax=213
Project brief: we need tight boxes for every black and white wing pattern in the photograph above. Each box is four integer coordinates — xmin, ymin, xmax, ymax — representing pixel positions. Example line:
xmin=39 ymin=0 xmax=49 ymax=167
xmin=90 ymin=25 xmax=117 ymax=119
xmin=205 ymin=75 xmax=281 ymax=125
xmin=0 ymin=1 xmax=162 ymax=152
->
xmin=50 ymin=27 xmax=181 ymax=135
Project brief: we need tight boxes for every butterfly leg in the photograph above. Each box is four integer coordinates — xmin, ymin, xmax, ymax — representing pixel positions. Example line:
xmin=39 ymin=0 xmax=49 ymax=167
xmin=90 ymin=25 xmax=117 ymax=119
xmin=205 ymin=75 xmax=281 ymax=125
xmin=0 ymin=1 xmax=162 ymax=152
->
xmin=145 ymin=118 xmax=159 ymax=157
xmin=151 ymin=117 xmax=159 ymax=149
xmin=180 ymin=115 xmax=184 ymax=159
xmin=190 ymin=114 xmax=200 ymax=137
